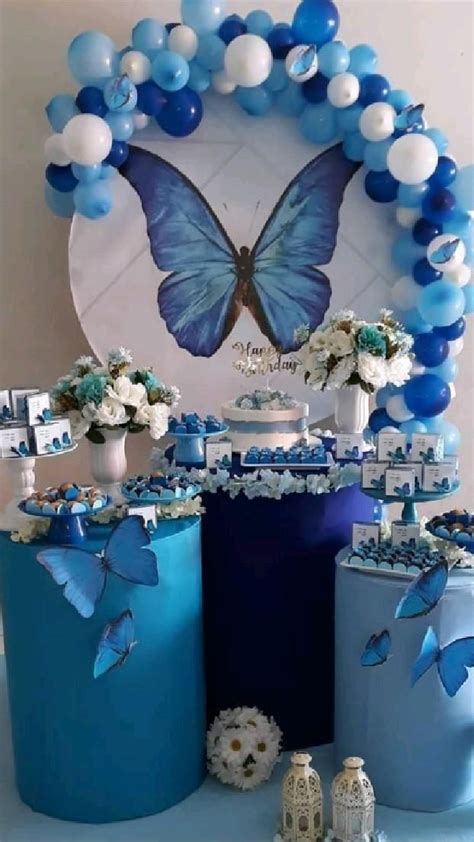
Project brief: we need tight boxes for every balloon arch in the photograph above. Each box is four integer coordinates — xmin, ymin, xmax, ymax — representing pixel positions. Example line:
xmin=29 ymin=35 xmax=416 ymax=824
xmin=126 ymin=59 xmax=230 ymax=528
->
xmin=43 ymin=0 xmax=473 ymax=445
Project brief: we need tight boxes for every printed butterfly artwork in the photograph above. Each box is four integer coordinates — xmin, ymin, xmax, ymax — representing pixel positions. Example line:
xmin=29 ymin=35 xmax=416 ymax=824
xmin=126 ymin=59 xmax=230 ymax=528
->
xmin=289 ymin=45 xmax=318 ymax=79
xmin=412 ymin=626 xmax=474 ymax=697
xmin=394 ymin=103 xmax=425 ymax=134
xmin=361 ymin=629 xmax=391 ymax=667
xmin=94 ymin=609 xmax=137 ymax=679
xmin=395 ymin=560 xmax=448 ymax=620
xmin=106 ymin=74 xmax=136 ymax=110
xmin=120 ymin=143 xmax=360 ymax=358
xmin=430 ymin=238 xmax=461 ymax=265
xmin=37 ymin=515 xmax=158 ymax=618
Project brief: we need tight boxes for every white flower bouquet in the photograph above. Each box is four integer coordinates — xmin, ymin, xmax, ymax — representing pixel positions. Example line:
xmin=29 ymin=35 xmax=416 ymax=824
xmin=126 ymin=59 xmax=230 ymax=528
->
xmin=50 ymin=348 xmax=180 ymax=443
xmin=207 ymin=706 xmax=282 ymax=790
xmin=297 ymin=309 xmax=413 ymax=394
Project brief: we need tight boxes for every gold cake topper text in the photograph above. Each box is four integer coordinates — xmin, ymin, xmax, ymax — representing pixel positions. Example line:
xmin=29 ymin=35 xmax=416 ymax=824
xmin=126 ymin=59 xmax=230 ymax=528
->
xmin=232 ymin=341 xmax=301 ymax=377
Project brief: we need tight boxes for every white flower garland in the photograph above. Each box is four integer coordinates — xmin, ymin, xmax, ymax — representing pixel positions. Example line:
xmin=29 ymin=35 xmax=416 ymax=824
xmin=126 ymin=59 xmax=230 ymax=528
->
xmin=207 ymin=707 xmax=282 ymax=791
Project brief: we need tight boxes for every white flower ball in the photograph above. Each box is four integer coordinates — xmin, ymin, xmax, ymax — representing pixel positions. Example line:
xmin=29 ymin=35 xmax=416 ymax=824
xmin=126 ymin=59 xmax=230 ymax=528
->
xmin=448 ymin=337 xmax=464 ymax=357
xmin=427 ymin=233 xmax=466 ymax=272
xmin=387 ymin=134 xmax=439 ymax=185
xmin=285 ymin=44 xmax=318 ymax=83
xmin=224 ymin=34 xmax=273 ymax=88
xmin=359 ymin=102 xmax=396 ymax=142
xmin=133 ymin=111 xmax=150 ymax=130
xmin=44 ymin=133 xmax=71 ymax=166
xmin=212 ymin=69 xmax=236 ymax=95
xmin=168 ymin=24 xmax=198 ymax=61
xmin=386 ymin=394 xmax=414 ymax=423
xmin=396 ymin=207 xmax=420 ymax=228
xmin=63 ymin=114 xmax=112 ymax=166
xmin=444 ymin=263 xmax=471 ymax=287
xmin=391 ymin=275 xmax=420 ymax=311
xmin=327 ymin=72 xmax=360 ymax=108
xmin=120 ymin=50 xmax=151 ymax=84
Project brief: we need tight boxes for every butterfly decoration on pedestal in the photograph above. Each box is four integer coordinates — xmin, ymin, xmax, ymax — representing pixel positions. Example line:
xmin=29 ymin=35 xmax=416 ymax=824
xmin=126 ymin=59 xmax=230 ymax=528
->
xmin=94 ymin=609 xmax=137 ymax=679
xmin=429 ymin=238 xmax=461 ymax=266
xmin=394 ymin=482 xmax=412 ymax=498
xmin=433 ymin=478 xmax=452 ymax=492
xmin=37 ymin=409 xmax=53 ymax=423
xmin=412 ymin=626 xmax=474 ymax=697
xmin=120 ymin=143 xmax=360 ymax=358
xmin=394 ymin=103 xmax=425 ymax=134
xmin=344 ymin=446 xmax=361 ymax=460
xmin=11 ymin=442 xmax=29 ymax=457
xmin=387 ymin=447 xmax=406 ymax=463
xmin=395 ymin=560 xmax=448 ymax=619
xmin=370 ymin=477 xmax=385 ymax=491
xmin=361 ymin=629 xmax=391 ymax=667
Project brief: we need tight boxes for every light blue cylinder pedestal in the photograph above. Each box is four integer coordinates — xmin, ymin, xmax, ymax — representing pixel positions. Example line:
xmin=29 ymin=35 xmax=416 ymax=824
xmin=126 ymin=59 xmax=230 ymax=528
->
xmin=334 ymin=553 xmax=474 ymax=812
xmin=0 ymin=518 xmax=206 ymax=823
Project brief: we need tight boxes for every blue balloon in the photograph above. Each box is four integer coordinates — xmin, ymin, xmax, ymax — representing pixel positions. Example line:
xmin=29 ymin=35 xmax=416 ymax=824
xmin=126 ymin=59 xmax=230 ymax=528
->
xmin=365 ymin=170 xmax=399 ymax=203
xmin=418 ymin=281 xmax=465 ymax=327
xmin=429 ymin=357 xmax=458 ymax=383
xmin=392 ymin=234 xmax=425 ymax=273
xmin=302 ymin=72 xmax=329 ymax=104
xmin=73 ymin=181 xmax=113 ymax=219
xmin=275 ymin=81 xmax=305 ymax=116
xmin=429 ymin=156 xmax=457 ymax=188
xmin=245 ymin=9 xmax=273 ymax=37
xmin=196 ymin=33 xmax=225 ymax=71
xmin=105 ymin=111 xmax=135 ymax=141
xmin=45 ymin=163 xmax=78 ymax=193
xmin=99 ymin=163 xmax=117 ymax=180
xmin=434 ymin=317 xmax=466 ymax=341
xmin=44 ymin=183 xmax=75 ymax=218
xmin=235 ymin=85 xmax=273 ymax=116
xmin=157 ymin=87 xmax=203 ymax=136
xmin=343 ymin=130 xmax=367 ymax=162
xmin=451 ymin=164 xmax=474 ymax=214
xmin=423 ymin=128 xmax=448 ymax=155
xmin=152 ymin=50 xmax=190 ymax=91
xmin=413 ymin=258 xmax=442 ymax=286
xmin=387 ymin=89 xmax=412 ymax=111
xmin=105 ymin=140 xmax=129 ymax=167
xmin=46 ymin=94 xmax=80 ymax=132
xmin=267 ymin=24 xmax=296 ymax=59
xmin=299 ymin=102 xmax=338 ymax=144
xmin=399 ymin=419 xmax=427 ymax=441
xmin=336 ymin=103 xmax=363 ymax=134
xmin=76 ymin=86 xmax=107 ymax=117
xmin=463 ymin=283 xmax=474 ymax=315
xmin=136 ymin=80 xmax=166 ymax=115
xmin=399 ymin=307 xmax=432 ymax=335
xmin=449 ymin=212 xmax=473 ymax=260
xmin=412 ymin=218 xmax=442 ymax=246
xmin=188 ymin=61 xmax=211 ymax=93
xmin=292 ymin=0 xmax=340 ymax=46
xmin=218 ymin=15 xmax=246 ymax=44
xmin=317 ymin=41 xmax=350 ymax=77
xmin=264 ymin=60 xmax=289 ymax=93
xmin=363 ymin=139 xmax=393 ymax=173
xmin=181 ymin=0 xmax=227 ymax=34
xmin=398 ymin=181 xmax=430 ymax=208
xmin=369 ymin=408 xmax=399 ymax=433
xmin=422 ymin=188 xmax=457 ymax=225
xmin=71 ymin=162 xmax=102 ymax=183
xmin=376 ymin=384 xmax=400 ymax=408
xmin=131 ymin=18 xmax=168 ymax=57
xmin=404 ymin=374 xmax=451 ymax=418
xmin=348 ymin=44 xmax=377 ymax=78
xmin=418 ymin=414 xmax=445 ymax=433
xmin=358 ymin=73 xmax=390 ymax=106
xmin=413 ymin=332 xmax=449 ymax=367
xmin=68 ymin=31 xmax=119 ymax=88
xmin=438 ymin=420 xmax=461 ymax=455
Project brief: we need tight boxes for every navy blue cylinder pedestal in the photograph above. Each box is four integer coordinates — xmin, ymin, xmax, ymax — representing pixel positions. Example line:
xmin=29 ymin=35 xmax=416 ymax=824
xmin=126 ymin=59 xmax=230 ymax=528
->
xmin=201 ymin=485 xmax=374 ymax=750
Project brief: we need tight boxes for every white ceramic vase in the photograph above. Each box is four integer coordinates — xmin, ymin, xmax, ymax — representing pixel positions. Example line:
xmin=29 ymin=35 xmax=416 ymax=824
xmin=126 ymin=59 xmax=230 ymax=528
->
xmin=334 ymin=386 xmax=370 ymax=434
xmin=88 ymin=427 xmax=128 ymax=502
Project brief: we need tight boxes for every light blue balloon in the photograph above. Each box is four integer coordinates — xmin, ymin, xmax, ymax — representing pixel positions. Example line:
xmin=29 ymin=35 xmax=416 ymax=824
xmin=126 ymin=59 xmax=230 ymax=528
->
xmin=100 ymin=163 xmax=117 ymax=180
xmin=317 ymin=41 xmax=350 ymax=78
xmin=418 ymin=281 xmax=465 ymax=327
xmin=397 ymin=181 xmax=430 ymax=209
xmin=348 ymin=44 xmax=378 ymax=78
xmin=188 ymin=61 xmax=211 ymax=93
xmin=152 ymin=51 xmax=190 ymax=92
xmin=73 ymin=181 xmax=113 ymax=219
xmin=105 ymin=111 xmax=135 ymax=141
xmin=423 ymin=128 xmax=448 ymax=155
xmin=181 ymin=0 xmax=227 ymax=34
xmin=399 ymin=419 xmax=427 ymax=441
xmin=264 ymin=60 xmax=288 ymax=93
xmin=391 ymin=233 xmax=425 ymax=272
xmin=375 ymin=384 xmax=400 ymax=408
xmin=364 ymin=139 xmax=393 ymax=172
xmin=429 ymin=357 xmax=459 ymax=383
xmin=196 ymin=34 xmax=225 ymax=71
xmin=299 ymin=102 xmax=338 ymax=145
xmin=419 ymin=414 xmax=445 ymax=433
xmin=235 ymin=85 xmax=273 ymax=116
xmin=275 ymin=81 xmax=305 ymax=117
xmin=131 ymin=18 xmax=168 ymax=58
xmin=44 ymin=183 xmax=75 ymax=218
xmin=438 ymin=420 xmax=461 ymax=455
xmin=387 ymin=89 xmax=412 ymax=111
xmin=463 ymin=282 xmax=474 ymax=314
xmin=67 ymin=31 xmax=119 ymax=88
xmin=399 ymin=307 xmax=431 ymax=335
xmin=46 ymin=94 xmax=80 ymax=132
xmin=336 ymin=104 xmax=363 ymax=134
xmin=71 ymin=162 xmax=102 ymax=183
xmin=245 ymin=9 xmax=273 ymax=37
xmin=342 ymin=130 xmax=367 ymax=162
xmin=451 ymin=164 xmax=474 ymax=214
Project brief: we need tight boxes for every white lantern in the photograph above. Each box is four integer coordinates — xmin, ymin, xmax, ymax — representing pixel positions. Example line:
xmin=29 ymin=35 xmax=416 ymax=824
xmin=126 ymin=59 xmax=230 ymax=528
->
xmin=282 ymin=752 xmax=324 ymax=842
xmin=331 ymin=757 xmax=375 ymax=842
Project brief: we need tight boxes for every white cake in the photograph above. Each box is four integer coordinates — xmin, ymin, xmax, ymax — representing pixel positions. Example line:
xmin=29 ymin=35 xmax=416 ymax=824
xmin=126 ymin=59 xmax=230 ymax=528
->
xmin=222 ymin=390 xmax=309 ymax=453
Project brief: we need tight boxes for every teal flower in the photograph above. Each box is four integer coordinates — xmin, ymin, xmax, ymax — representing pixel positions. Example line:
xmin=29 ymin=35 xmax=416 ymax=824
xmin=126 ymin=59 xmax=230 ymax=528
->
xmin=76 ymin=373 xmax=107 ymax=406
xmin=130 ymin=368 xmax=161 ymax=391
xmin=356 ymin=325 xmax=387 ymax=357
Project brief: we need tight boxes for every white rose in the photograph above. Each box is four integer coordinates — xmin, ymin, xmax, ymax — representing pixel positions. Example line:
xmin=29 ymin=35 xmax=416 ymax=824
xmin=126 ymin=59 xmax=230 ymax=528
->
xmin=94 ymin=396 xmax=128 ymax=427
xmin=357 ymin=352 xmax=388 ymax=389
xmin=135 ymin=402 xmax=169 ymax=439
xmin=326 ymin=329 xmax=354 ymax=357
xmin=106 ymin=375 xmax=147 ymax=408
xmin=308 ymin=332 xmax=328 ymax=354
xmin=387 ymin=355 xmax=412 ymax=386
xmin=68 ymin=409 xmax=91 ymax=441
xmin=326 ymin=355 xmax=356 ymax=389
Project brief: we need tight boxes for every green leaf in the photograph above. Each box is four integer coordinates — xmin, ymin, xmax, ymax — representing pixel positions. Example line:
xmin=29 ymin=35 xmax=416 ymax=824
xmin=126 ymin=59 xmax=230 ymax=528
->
xmin=129 ymin=422 xmax=145 ymax=435
xmin=85 ymin=427 xmax=106 ymax=444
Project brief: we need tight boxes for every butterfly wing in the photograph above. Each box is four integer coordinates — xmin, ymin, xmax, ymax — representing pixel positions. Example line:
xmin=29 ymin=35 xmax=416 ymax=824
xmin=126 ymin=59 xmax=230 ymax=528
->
xmin=395 ymin=561 xmax=448 ymax=620
xmin=36 ymin=547 xmax=106 ymax=618
xmin=120 ymin=145 xmax=239 ymax=357
xmin=438 ymin=637 xmax=474 ymax=697
xmin=248 ymin=144 xmax=360 ymax=352
xmin=93 ymin=609 xmax=136 ymax=679
xmin=104 ymin=515 xmax=159 ymax=586
xmin=289 ymin=45 xmax=317 ymax=79
xmin=411 ymin=626 xmax=440 ymax=687
xmin=361 ymin=629 xmax=391 ymax=667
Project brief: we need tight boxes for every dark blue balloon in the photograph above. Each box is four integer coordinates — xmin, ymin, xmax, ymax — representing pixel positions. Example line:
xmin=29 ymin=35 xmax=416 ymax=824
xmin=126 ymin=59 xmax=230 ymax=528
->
xmin=413 ymin=332 xmax=449 ymax=367
xmin=412 ymin=218 xmax=442 ymax=246
xmin=358 ymin=74 xmax=390 ymax=106
xmin=413 ymin=258 xmax=442 ymax=286
xmin=404 ymin=374 xmax=451 ymax=418
xmin=165 ymin=22 xmax=180 ymax=33
xmin=106 ymin=140 xmax=129 ymax=167
xmin=75 ymin=86 xmax=108 ymax=117
xmin=136 ymin=80 xmax=167 ymax=116
xmin=157 ymin=87 xmax=203 ymax=137
xmin=292 ymin=0 xmax=340 ymax=47
xmin=219 ymin=15 xmax=247 ymax=44
xmin=45 ymin=163 xmax=78 ymax=193
xmin=429 ymin=156 xmax=457 ymax=187
xmin=365 ymin=170 xmax=399 ymax=203
xmin=422 ymin=188 xmax=457 ymax=225
xmin=434 ymin=316 xmax=466 ymax=341
xmin=267 ymin=23 xmax=297 ymax=58
xmin=369 ymin=408 xmax=399 ymax=433
xmin=302 ymin=72 xmax=329 ymax=103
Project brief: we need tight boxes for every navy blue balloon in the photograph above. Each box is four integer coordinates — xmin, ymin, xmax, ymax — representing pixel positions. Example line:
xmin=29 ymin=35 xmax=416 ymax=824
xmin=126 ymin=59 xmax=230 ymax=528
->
xmin=413 ymin=332 xmax=449 ymax=367
xmin=75 ymin=86 xmax=107 ymax=117
xmin=404 ymin=374 xmax=451 ymax=418
xmin=422 ymin=188 xmax=457 ymax=225
xmin=369 ymin=408 xmax=399 ymax=433
xmin=292 ymin=0 xmax=340 ymax=47
xmin=429 ymin=156 xmax=457 ymax=188
xmin=365 ymin=170 xmax=399 ymax=203
xmin=267 ymin=23 xmax=297 ymax=58
xmin=302 ymin=72 xmax=329 ymax=104
xmin=434 ymin=316 xmax=466 ymax=341
xmin=136 ymin=80 xmax=167 ymax=116
xmin=157 ymin=87 xmax=203 ymax=137
xmin=219 ymin=15 xmax=247 ymax=44
xmin=412 ymin=218 xmax=442 ymax=246
xmin=106 ymin=140 xmax=129 ymax=167
xmin=165 ymin=22 xmax=180 ymax=33
xmin=358 ymin=74 xmax=390 ymax=106
xmin=45 ymin=163 xmax=78 ymax=193
xmin=413 ymin=258 xmax=442 ymax=286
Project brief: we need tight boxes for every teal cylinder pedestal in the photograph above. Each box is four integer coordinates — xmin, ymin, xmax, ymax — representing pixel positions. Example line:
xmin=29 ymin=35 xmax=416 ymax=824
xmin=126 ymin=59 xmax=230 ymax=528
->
xmin=0 ymin=518 xmax=206 ymax=823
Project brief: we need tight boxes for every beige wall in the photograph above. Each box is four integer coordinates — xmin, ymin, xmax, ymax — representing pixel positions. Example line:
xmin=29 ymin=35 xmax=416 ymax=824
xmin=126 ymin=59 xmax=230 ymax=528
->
xmin=0 ymin=0 xmax=473 ymax=513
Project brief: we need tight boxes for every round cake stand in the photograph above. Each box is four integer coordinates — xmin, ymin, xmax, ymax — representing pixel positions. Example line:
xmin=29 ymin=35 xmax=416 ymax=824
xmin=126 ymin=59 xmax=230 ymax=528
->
xmin=169 ymin=427 xmax=229 ymax=468
xmin=122 ymin=483 xmax=201 ymax=505
xmin=18 ymin=496 xmax=112 ymax=545
xmin=362 ymin=483 xmax=460 ymax=524
xmin=425 ymin=522 xmax=474 ymax=554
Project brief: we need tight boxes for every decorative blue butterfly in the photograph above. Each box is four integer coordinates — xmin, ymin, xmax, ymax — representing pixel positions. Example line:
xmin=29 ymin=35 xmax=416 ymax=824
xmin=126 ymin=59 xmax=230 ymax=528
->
xmin=387 ymin=447 xmax=406 ymax=463
xmin=430 ymin=238 xmax=461 ymax=265
xmin=120 ymin=144 xmax=360 ymax=357
xmin=37 ymin=515 xmax=158 ymax=619
xmin=433 ymin=477 xmax=451 ymax=492
xmin=394 ymin=482 xmax=412 ymax=497
xmin=420 ymin=447 xmax=436 ymax=463
xmin=62 ymin=431 xmax=72 ymax=447
xmin=361 ymin=629 xmax=391 ymax=667
xmin=106 ymin=74 xmax=135 ymax=110
xmin=394 ymin=103 xmax=425 ymax=133
xmin=370 ymin=477 xmax=385 ymax=491
xmin=412 ymin=626 xmax=474 ymax=697
xmin=37 ymin=409 xmax=53 ymax=423
xmin=395 ymin=560 xmax=448 ymax=620
xmin=93 ymin=609 xmax=137 ymax=679
xmin=11 ymin=441 xmax=29 ymax=457
xmin=1 ymin=405 xmax=12 ymax=420
xmin=344 ymin=446 xmax=361 ymax=459
xmin=289 ymin=45 xmax=318 ymax=78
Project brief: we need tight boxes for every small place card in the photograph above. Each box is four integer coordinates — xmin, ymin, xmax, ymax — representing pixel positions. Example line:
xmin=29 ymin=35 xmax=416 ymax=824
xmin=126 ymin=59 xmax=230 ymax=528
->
xmin=422 ymin=462 xmax=457 ymax=493
xmin=352 ymin=521 xmax=381 ymax=549
xmin=25 ymin=392 xmax=52 ymax=426
xmin=391 ymin=521 xmax=421 ymax=548
xmin=377 ymin=432 xmax=407 ymax=463
xmin=55 ymin=417 xmax=73 ymax=449
xmin=335 ymin=433 xmax=364 ymax=461
xmin=385 ymin=466 xmax=415 ymax=498
xmin=10 ymin=388 xmax=39 ymax=420
xmin=361 ymin=461 xmax=386 ymax=491
xmin=0 ymin=389 xmax=12 ymax=422
xmin=206 ymin=440 xmax=233 ymax=468
xmin=0 ymin=425 xmax=30 ymax=457
xmin=410 ymin=433 xmax=444 ymax=464
xmin=127 ymin=504 xmax=157 ymax=530
xmin=32 ymin=421 xmax=62 ymax=455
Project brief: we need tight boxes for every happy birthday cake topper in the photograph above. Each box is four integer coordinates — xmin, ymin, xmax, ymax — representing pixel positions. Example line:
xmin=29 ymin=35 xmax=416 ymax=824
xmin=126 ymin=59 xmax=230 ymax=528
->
xmin=232 ymin=341 xmax=301 ymax=377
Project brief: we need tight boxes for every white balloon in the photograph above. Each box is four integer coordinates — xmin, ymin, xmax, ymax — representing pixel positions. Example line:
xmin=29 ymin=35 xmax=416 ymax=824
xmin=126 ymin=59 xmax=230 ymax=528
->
xmin=391 ymin=275 xmax=420 ymax=310
xmin=168 ymin=24 xmax=198 ymax=61
xmin=449 ymin=337 xmax=464 ymax=357
xmin=44 ymin=133 xmax=71 ymax=166
xmin=120 ymin=50 xmax=151 ymax=84
xmin=427 ymin=233 xmax=466 ymax=272
xmin=224 ymin=34 xmax=273 ymax=88
xmin=386 ymin=394 xmax=414 ymax=423
xmin=285 ymin=45 xmax=318 ymax=83
xmin=379 ymin=426 xmax=400 ymax=434
xmin=396 ymin=207 xmax=420 ymax=228
xmin=359 ymin=102 xmax=396 ymax=142
xmin=212 ymin=69 xmax=236 ymax=95
xmin=133 ymin=111 xmax=150 ymax=130
xmin=444 ymin=263 xmax=471 ymax=287
xmin=63 ymin=114 xmax=112 ymax=166
xmin=327 ymin=72 xmax=360 ymax=108
xmin=449 ymin=383 xmax=456 ymax=400
xmin=387 ymin=134 xmax=439 ymax=185
xmin=410 ymin=361 xmax=426 ymax=376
